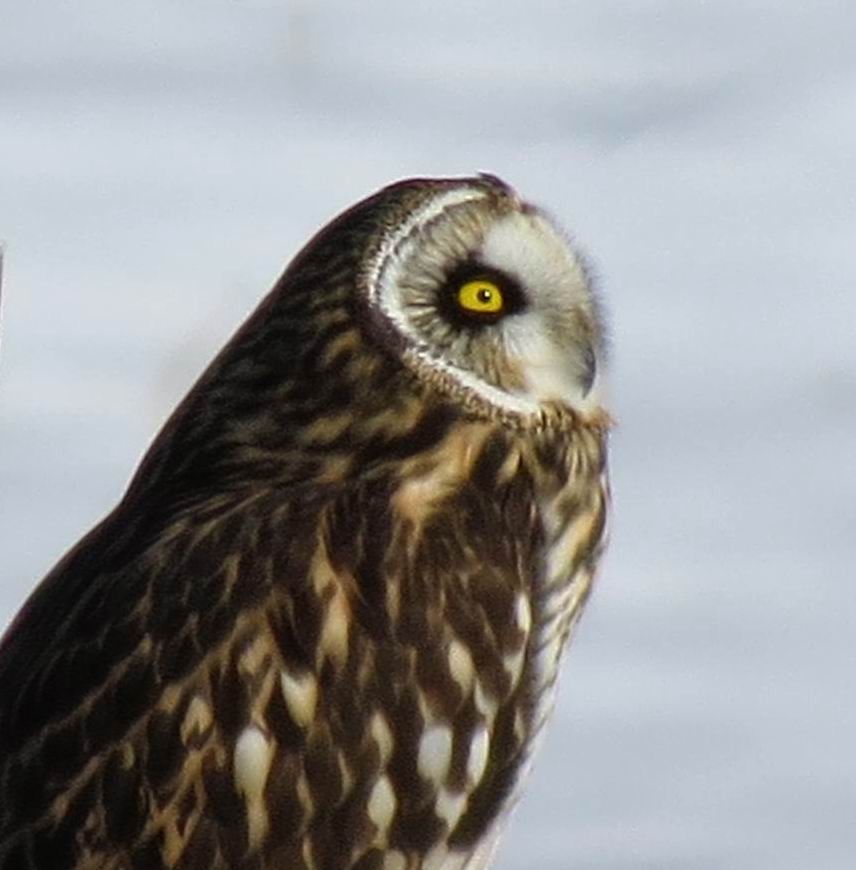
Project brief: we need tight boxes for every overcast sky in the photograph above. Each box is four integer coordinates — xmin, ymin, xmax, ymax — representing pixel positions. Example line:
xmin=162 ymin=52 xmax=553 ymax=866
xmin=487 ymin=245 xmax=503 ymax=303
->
xmin=2 ymin=2 xmax=855 ymax=867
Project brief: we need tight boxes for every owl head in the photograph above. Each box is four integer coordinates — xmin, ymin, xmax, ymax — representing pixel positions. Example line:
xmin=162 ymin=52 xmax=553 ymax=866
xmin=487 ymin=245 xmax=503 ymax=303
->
xmin=305 ymin=174 xmax=606 ymax=427
xmin=134 ymin=175 xmax=606 ymax=506
xmin=364 ymin=175 xmax=604 ymax=427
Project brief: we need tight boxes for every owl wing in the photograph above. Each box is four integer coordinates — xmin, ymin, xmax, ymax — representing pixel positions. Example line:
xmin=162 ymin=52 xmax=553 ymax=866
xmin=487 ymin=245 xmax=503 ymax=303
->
xmin=0 ymin=446 xmax=541 ymax=869
xmin=0 ymin=483 xmax=332 ymax=868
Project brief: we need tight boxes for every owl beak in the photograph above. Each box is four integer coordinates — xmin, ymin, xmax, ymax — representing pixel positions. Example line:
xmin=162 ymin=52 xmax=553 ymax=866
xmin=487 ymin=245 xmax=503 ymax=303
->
xmin=580 ymin=346 xmax=597 ymax=397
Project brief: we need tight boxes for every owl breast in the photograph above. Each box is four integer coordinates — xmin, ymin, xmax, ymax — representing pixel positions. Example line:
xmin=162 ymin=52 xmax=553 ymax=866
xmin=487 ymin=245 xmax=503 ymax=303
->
xmin=0 ymin=416 xmax=608 ymax=870
xmin=284 ymin=415 xmax=610 ymax=868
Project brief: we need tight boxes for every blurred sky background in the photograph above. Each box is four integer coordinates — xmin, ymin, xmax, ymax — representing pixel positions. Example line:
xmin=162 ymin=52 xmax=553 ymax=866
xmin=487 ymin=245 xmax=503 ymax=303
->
xmin=2 ymin=2 xmax=855 ymax=868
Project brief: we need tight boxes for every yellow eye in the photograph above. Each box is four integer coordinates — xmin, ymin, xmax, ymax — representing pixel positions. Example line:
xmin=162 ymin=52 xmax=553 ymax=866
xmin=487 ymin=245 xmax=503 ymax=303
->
xmin=456 ymin=279 xmax=504 ymax=315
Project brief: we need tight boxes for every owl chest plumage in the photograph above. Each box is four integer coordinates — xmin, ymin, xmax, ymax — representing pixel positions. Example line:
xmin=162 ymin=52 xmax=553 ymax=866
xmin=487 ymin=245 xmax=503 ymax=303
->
xmin=258 ymin=418 xmax=610 ymax=868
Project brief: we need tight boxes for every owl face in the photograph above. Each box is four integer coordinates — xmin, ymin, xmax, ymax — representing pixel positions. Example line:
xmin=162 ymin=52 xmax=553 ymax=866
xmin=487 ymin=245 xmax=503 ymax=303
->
xmin=362 ymin=176 xmax=605 ymax=423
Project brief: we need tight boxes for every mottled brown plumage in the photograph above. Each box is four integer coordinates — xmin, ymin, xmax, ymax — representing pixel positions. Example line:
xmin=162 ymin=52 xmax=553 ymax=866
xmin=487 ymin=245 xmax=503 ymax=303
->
xmin=0 ymin=175 xmax=610 ymax=869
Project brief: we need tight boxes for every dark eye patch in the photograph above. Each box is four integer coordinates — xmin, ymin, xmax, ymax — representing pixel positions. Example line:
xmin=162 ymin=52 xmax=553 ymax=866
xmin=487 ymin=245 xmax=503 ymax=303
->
xmin=437 ymin=261 xmax=527 ymax=328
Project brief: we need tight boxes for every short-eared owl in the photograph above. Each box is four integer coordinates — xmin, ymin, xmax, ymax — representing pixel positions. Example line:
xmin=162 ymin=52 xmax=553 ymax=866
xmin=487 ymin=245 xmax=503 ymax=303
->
xmin=0 ymin=175 xmax=610 ymax=869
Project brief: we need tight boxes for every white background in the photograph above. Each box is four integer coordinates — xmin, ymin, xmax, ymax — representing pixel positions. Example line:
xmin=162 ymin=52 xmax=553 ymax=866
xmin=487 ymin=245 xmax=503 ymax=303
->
xmin=2 ymin=2 xmax=855 ymax=867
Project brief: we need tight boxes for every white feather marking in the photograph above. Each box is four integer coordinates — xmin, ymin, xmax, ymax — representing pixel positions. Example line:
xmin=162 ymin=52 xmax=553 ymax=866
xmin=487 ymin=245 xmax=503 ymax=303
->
xmin=367 ymin=774 xmax=397 ymax=835
xmin=382 ymin=852 xmax=408 ymax=870
xmin=503 ymin=646 xmax=526 ymax=685
xmin=234 ymin=726 xmax=274 ymax=797
xmin=424 ymin=845 xmax=472 ymax=870
xmin=466 ymin=723 xmax=490 ymax=786
xmin=319 ymin=585 xmax=350 ymax=666
xmin=234 ymin=726 xmax=275 ymax=847
xmin=301 ymin=838 xmax=314 ymax=866
xmin=370 ymin=710 xmax=395 ymax=766
xmin=280 ymin=669 xmax=318 ymax=729
xmin=479 ymin=212 xmax=586 ymax=311
xmin=435 ymin=787 xmax=468 ymax=829
xmin=337 ymin=750 xmax=354 ymax=797
xmin=514 ymin=593 xmax=532 ymax=636
xmin=544 ymin=504 xmax=597 ymax=581
xmin=422 ymin=845 xmax=450 ymax=870
xmin=447 ymin=639 xmax=475 ymax=694
xmin=473 ymin=679 xmax=498 ymax=723
xmin=418 ymin=724 xmax=453 ymax=786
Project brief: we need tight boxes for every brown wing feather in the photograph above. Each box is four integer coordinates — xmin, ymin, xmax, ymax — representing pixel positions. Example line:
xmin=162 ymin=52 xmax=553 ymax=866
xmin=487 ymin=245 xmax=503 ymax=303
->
xmin=0 ymin=487 xmax=316 ymax=866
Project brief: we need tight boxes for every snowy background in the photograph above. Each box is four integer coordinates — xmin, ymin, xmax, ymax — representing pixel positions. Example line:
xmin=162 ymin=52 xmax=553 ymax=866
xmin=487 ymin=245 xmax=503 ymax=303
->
xmin=2 ymin=2 xmax=855 ymax=867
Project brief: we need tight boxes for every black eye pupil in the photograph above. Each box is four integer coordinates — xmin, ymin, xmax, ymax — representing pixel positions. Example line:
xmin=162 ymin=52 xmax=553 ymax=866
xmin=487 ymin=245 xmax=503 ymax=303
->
xmin=477 ymin=288 xmax=493 ymax=304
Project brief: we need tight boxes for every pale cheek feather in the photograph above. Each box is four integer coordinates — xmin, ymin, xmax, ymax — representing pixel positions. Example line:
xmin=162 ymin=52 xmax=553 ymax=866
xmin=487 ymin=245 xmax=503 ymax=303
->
xmin=406 ymin=347 xmax=543 ymax=417
xmin=480 ymin=210 xmax=605 ymax=414
xmin=504 ymin=316 xmax=583 ymax=406
xmin=501 ymin=306 xmax=605 ymax=415
xmin=478 ymin=210 xmax=586 ymax=300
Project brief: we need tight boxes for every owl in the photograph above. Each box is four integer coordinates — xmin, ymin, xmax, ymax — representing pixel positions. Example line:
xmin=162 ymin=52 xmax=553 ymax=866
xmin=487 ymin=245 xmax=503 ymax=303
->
xmin=0 ymin=174 xmax=610 ymax=869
